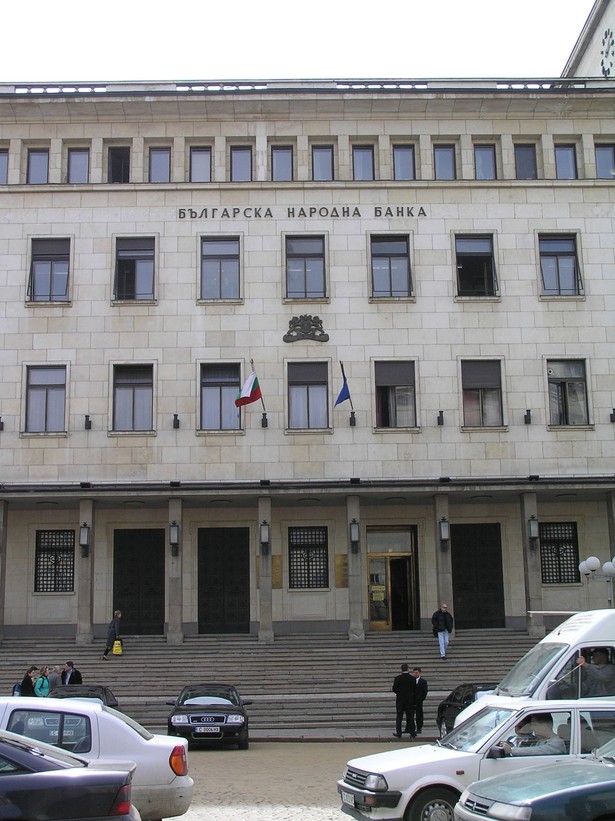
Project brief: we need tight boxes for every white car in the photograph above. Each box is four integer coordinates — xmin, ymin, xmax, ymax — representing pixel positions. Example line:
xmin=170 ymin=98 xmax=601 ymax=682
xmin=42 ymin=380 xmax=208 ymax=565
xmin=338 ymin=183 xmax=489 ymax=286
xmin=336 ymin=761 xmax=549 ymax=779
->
xmin=337 ymin=697 xmax=615 ymax=821
xmin=0 ymin=697 xmax=193 ymax=821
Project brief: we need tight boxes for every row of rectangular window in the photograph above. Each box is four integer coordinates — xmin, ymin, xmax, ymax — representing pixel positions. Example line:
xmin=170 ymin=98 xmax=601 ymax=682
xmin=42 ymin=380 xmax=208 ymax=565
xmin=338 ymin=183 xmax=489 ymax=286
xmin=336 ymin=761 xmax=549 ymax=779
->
xmin=22 ymin=358 xmax=590 ymax=435
xmin=2 ymin=140 xmax=614 ymax=185
xmin=26 ymin=232 xmax=583 ymax=303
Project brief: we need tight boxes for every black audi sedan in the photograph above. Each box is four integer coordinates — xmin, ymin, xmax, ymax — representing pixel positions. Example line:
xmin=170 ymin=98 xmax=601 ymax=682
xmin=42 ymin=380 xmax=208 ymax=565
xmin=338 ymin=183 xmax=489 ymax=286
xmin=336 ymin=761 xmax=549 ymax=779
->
xmin=167 ymin=683 xmax=252 ymax=749
xmin=436 ymin=681 xmax=496 ymax=737
xmin=48 ymin=684 xmax=120 ymax=709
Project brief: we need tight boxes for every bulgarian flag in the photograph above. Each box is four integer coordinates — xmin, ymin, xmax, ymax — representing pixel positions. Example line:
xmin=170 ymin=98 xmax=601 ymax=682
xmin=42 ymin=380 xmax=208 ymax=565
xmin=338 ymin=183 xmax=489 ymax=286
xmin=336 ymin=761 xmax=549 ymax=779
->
xmin=235 ymin=370 xmax=262 ymax=407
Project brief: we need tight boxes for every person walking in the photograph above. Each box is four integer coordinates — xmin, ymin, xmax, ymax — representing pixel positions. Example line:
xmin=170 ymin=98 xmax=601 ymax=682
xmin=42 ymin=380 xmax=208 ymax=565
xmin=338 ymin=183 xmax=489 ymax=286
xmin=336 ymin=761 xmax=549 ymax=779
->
xmin=432 ymin=602 xmax=454 ymax=659
xmin=412 ymin=667 xmax=428 ymax=734
xmin=19 ymin=666 xmax=38 ymax=697
xmin=61 ymin=661 xmax=82 ymax=685
xmin=392 ymin=663 xmax=416 ymax=739
xmin=102 ymin=609 xmax=122 ymax=660
xmin=34 ymin=665 xmax=50 ymax=697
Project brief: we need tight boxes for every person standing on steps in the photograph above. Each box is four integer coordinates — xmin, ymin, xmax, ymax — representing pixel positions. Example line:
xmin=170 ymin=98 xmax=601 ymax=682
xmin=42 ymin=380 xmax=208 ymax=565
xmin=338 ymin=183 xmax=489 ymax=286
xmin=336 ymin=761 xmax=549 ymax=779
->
xmin=19 ymin=666 xmax=38 ymax=697
xmin=412 ymin=667 xmax=428 ymax=734
xmin=61 ymin=660 xmax=82 ymax=685
xmin=392 ymin=663 xmax=416 ymax=739
xmin=431 ymin=602 xmax=453 ymax=659
xmin=34 ymin=665 xmax=50 ymax=697
xmin=102 ymin=610 xmax=122 ymax=660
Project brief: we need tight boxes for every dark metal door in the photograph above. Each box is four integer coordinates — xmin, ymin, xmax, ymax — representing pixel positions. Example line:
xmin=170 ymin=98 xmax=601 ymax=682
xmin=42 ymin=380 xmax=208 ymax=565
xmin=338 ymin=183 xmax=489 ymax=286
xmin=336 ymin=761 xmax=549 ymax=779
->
xmin=113 ymin=529 xmax=165 ymax=634
xmin=451 ymin=523 xmax=505 ymax=629
xmin=198 ymin=528 xmax=250 ymax=633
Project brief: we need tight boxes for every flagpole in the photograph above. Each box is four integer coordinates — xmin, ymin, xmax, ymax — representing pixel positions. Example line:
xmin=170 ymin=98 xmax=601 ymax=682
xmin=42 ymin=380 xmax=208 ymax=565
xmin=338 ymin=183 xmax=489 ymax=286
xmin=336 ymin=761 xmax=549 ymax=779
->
xmin=249 ymin=358 xmax=268 ymax=427
xmin=340 ymin=362 xmax=354 ymax=411
xmin=250 ymin=359 xmax=267 ymax=413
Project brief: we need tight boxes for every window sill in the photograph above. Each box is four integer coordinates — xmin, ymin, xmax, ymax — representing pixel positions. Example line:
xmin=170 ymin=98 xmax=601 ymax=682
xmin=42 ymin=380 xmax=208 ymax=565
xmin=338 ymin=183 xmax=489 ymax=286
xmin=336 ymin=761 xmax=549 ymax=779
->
xmin=539 ymin=294 xmax=585 ymax=301
xmin=283 ymin=297 xmax=329 ymax=303
xmin=285 ymin=427 xmax=333 ymax=435
xmin=454 ymin=295 xmax=500 ymax=302
xmin=368 ymin=296 xmax=415 ymax=303
xmin=197 ymin=298 xmax=243 ymax=305
xmin=461 ymin=425 xmax=508 ymax=432
xmin=196 ymin=428 xmax=245 ymax=436
xmin=111 ymin=299 xmax=157 ymax=306
xmin=26 ymin=300 xmax=72 ymax=307
xmin=373 ymin=426 xmax=421 ymax=433
xmin=20 ymin=431 xmax=68 ymax=439
xmin=107 ymin=430 xmax=156 ymax=436
xmin=547 ymin=424 xmax=594 ymax=431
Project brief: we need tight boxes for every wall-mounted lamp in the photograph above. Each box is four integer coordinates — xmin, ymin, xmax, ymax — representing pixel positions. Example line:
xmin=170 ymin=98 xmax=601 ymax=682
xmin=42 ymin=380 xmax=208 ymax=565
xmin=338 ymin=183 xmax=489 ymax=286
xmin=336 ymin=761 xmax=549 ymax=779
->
xmin=439 ymin=517 xmax=450 ymax=549
xmin=349 ymin=518 xmax=360 ymax=554
xmin=0 ymin=417 xmax=4 ymax=431
xmin=437 ymin=411 xmax=444 ymax=426
xmin=84 ymin=414 xmax=92 ymax=430
xmin=173 ymin=414 xmax=180 ymax=429
xmin=524 ymin=409 xmax=532 ymax=425
xmin=611 ymin=409 xmax=615 ymax=423
xmin=79 ymin=522 xmax=91 ymax=558
xmin=528 ymin=515 xmax=540 ymax=548
xmin=260 ymin=520 xmax=270 ymax=556
xmin=261 ymin=412 xmax=268 ymax=428
xmin=169 ymin=521 xmax=180 ymax=556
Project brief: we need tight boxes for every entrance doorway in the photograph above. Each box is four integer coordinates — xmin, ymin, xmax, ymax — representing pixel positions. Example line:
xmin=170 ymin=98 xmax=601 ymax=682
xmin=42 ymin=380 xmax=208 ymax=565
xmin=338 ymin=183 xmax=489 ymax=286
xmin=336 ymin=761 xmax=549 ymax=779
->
xmin=367 ymin=528 xmax=419 ymax=630
xmin=113 ymin=529 xmax=165 ymax=634
xmin=198 ymin=528 xmax=250 ymax=633
xmin=451 ymin=523 xmax=505 ymax=629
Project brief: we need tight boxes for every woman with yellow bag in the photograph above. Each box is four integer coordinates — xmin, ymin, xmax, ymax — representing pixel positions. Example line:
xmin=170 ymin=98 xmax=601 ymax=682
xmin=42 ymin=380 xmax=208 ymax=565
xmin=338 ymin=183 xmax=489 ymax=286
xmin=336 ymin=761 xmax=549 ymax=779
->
xmin=101 ymin=610 xmax=122 ymax=660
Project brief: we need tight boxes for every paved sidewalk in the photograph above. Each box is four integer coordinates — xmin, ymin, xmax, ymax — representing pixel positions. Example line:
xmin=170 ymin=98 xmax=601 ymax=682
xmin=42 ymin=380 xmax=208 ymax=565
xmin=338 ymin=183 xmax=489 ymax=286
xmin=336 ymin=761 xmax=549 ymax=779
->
xmin=250 ymin=727 xmax=438 ymax=742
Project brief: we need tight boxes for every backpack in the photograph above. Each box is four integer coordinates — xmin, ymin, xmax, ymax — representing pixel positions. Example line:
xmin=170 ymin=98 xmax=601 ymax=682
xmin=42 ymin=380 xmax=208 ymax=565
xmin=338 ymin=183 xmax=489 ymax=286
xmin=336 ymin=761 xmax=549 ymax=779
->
xmin=11 ymin=683 xmax=21 ymax=697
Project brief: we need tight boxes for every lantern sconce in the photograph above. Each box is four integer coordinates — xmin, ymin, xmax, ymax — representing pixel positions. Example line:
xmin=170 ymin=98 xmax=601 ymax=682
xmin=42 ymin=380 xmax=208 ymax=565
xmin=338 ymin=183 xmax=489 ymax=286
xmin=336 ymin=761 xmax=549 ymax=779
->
xmin=528 ymin=515 xmax=540 ymax=548
xmin=260 ymin=520 xmax=270 ymax=556
xmin=438 ymin=517 xmax=450 ymax=550
xmin=437 ymin=411 xmax=444 ymax=426
xmin=524 ymin=409 xmax=532 ymax=425
xmin=173 ymin=414 xmax=180 ymax=429
xmin=169 ymin=521 xmax=180 ymax=556
xmin=79 ymin=522 xmax=91 ymax=558
xmin=349 ymin=518 xmax=360 ymax=554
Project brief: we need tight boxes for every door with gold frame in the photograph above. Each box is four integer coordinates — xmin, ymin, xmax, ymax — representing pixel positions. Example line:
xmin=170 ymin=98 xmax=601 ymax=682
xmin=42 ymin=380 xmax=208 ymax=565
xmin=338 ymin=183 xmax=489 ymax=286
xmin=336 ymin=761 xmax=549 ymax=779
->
xmin=368 ymin=528 xmax=418 ymax=631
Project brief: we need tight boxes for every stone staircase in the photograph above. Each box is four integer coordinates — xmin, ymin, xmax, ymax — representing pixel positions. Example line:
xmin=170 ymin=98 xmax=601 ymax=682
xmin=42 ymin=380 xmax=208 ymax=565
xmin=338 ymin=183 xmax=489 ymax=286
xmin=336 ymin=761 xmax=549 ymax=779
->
xmin=0 ymin=629 xmax=539 ymax=739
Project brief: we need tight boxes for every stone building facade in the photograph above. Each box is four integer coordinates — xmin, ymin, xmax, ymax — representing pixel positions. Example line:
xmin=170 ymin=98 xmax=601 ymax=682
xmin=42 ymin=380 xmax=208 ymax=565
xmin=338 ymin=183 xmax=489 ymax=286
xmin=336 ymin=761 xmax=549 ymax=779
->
xmin=0 ymin=2 xmax=614 ymax=642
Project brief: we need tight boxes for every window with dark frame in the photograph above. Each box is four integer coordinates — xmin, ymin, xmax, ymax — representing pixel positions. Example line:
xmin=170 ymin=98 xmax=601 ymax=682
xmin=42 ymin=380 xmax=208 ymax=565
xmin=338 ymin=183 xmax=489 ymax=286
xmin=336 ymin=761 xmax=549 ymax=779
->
xmin=539 ymin=235 xmax=581 ymax=296
xmin=375 ymin=361 xmax=416 ymax=428
xmin=370 ymin=235 xmax=412 ymax=297
xmin=352 ymin=145 xmax=374 ymax=180
xmin=27 ymin=149 xmax=49 ymax=184
xmin=200 ymin=363 xmax=241 ymax=430
xmin=285 ymin=235 xmax=326 ymax=299
xmin=539 ymin=522 xmax=580 ymax=584
xmin=461 ymin=360 xmax=503 ymax=427
xmin=554 ymin=144 xmax=578 ymax=179
xmin=190 ymin=147 xmax=212 ymax=182
xmin=230 ymin=146 xmax=252 ymax=182
xmin=271 ymin=146 xmax=293 ymax=181
xmin=26 ymin=366 xmax=66 ymax=433
xmin=288 ymin=526 xmax=329 ymax=589
xmin=434 ymin=145 xmax=456 ymax=180
xmin=0 ymin=148 xmax=7 ymax=184
xmin=108 ymin=146 xmax=130 ymax=183
xmin=392 ymin=145 xmax=415 ymax=180
xmin=149 ymin=147 xmax=171 ymax=183
xmin=34 ymin=530 xmax=75 ymax=593
xmin=514 ymin=143 xmax=538 ymax=179
xmin=113 ymin=364 xmax=154 ymax=432
xmin=547 ymin=359 xmax=589 ymax=426
xmin=312 ymin=145 xmax=334 ymax=181
xmin=67 ymin=148 xmax=89 ymax=184
xmin=28 ymin=238 xmax=70 ymax=302
xmin=287 ymin=361 xmax=328 ymax=429
xmin=455 ymin=235 xmax=497 ymax=297
xmin=595 ymin=144 xmax=615 ymax=179
xmin=474 ymin=144 xmax=496 ymax=180
xmin=201 ymin=237 xmax=240 ymax=299
xmin=114 ymin=237 xmax=155 ymax=300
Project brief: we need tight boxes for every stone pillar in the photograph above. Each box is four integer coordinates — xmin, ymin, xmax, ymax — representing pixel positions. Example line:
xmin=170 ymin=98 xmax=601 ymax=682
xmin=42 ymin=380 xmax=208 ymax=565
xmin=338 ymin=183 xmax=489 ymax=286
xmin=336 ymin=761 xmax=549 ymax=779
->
xmin=258 ymin=497 xmax=274 ymax=643
xmin=0 ymin=502 xmax=7 ymax=644
xmin=521 ymin=492 xmax=545 ymax=638
xmin=434 ymin=495 xmax=453 ymax=635
xmin=167 ymin=498 xmax=184 ymax=645
xmin=76 ymin=499 xmax=94 ymax=645
xmin=347 ymin=495 xmax=365 ymax=641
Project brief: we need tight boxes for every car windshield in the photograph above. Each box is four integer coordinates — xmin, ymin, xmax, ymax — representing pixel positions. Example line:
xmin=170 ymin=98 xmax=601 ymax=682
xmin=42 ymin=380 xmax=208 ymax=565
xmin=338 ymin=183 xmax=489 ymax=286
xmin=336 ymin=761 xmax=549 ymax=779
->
xmin=595 ymin=734 xmax=615 ymax=763
xmin=495 ymin=643 xmax=567 ymax=696
xmin=439 ymin=705 xmax=516 ymax=752
xmin=101 ymin=705 xmax=154 ymax=739
xmin=179 ymin=686 xmax=238 ymax=706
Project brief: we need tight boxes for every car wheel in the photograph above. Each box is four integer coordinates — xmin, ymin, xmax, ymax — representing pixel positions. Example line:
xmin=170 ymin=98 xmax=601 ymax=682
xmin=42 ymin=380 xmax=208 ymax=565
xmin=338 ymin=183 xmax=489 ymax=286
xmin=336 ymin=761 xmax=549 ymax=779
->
xmin=406 ymin=787 xmax=458 ymax=821
xmin=238 ymin=730 xmax=249 ymax=750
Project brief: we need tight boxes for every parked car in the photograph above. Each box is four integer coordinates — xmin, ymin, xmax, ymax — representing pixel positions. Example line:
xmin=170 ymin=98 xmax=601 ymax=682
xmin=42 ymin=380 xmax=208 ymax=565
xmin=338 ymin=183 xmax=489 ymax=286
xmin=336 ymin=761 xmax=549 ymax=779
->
xmin=48 ymin=684 xmax=120 ymax=708
xmin=167 ymin=683 xmax=252 ymax=749
xmin=0 ymin=696 xmax=192 ymax=821
xmin=437 ymin=682 xmax=496 ymax=737
xmin=337 ymin=697 xmax=615 ymax=821
xmin=0 ymin=727 xmax=139 ymax=821
xmin=455 ymin=739 xmax=615 ymax=821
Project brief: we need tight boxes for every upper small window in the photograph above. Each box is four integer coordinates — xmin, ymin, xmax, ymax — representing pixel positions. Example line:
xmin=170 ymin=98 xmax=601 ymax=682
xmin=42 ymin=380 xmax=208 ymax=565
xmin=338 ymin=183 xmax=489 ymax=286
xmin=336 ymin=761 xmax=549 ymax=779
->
xmin=27 ymin=149 xmax=49 ymax=184
xmin=474 ymin=145 xmax=496 ymax=180
xmin=201 ymin=237 xmax=240 ymax=299
xmin=230 ymin=146 xmax=252 ymax=182
xmin=370 ymin=235 xmax=411 ymax=297
xmin=312 ymin=145 xmax=334 ymax=181
xmin=539 ymin=235 xmax=581 ymax=296
xmin=555 ymin=145 xmax=577 ymax=180
xmin=514 ymin=144 xmax=537 ymax=179
xmin=114 ymin=237 xmax=155 ymax=300
xmin=288 ymin=362 xmax=329 ymax=430
xmin=285 ymin=236 xmax=326 ymax=299
xmin=375 ymin=361 xmax=416 ymax=428
xmin=149 ymin=148 xmax=171 ymax=183
xmin=393 ymin=145 xmax=415 ymax=181
xmin=547 ymin=360 xmax=589 ymax=426
xmin=0 ymin=149 xmax=7 ymax=184
xmin=434 ymin=145 xmax=456 ymax=180
xmin=200 ymin=364 xmax=241 ymax=430
xmin=67 ymin=148 xmax=89 ymax=184
xmin=353 ymin=145 xmax=374 ymax=181
xmin=271 ymin=146 xmax=293 ymax=181
xmin=190 ymin=147 xmax=211 ymax=182
xmin=113 ymin=364 xmax=154 ymax=432
xmin=26 ymin=366 xmax=66 ymax=433
xmin=455 ymin=236 xmax=497 ymax=297
xmin=108 ymin=147 xmax=130 ymax=183
xmin=595 ymin=144 xmax=615 ymax=179
xmin=461 ymin=360 xmax=503 ymax=427
xmin=28 ymin=238 xmax=70 ymax=302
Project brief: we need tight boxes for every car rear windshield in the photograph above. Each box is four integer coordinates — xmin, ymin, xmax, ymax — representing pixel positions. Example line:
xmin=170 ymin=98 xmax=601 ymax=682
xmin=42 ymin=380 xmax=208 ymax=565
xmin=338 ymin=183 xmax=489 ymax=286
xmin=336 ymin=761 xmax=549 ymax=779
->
xmin=102 ymin=705 xmax=153 ymax=739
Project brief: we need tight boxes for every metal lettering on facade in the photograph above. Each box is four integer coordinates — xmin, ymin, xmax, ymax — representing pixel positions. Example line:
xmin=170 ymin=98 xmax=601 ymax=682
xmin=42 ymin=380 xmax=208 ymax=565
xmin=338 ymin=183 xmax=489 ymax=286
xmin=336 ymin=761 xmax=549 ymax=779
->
xmin=178 ymin=205 xmax=427 ymax=219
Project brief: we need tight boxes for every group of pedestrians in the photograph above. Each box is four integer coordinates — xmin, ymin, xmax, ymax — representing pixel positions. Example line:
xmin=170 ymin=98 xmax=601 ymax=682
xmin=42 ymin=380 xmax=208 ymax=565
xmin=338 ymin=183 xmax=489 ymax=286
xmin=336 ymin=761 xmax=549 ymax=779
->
xmin=18 ymin=661 xmax=82 ymax=697
xmin=392 ymin=664 xmax=428 ymax=738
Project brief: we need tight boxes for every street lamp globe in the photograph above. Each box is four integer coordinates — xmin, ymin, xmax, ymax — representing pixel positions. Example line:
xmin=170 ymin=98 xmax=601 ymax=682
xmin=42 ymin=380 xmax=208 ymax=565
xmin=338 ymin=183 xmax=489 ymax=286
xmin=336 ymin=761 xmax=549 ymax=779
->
xmin=585 ymin=556 xmax=601 ymax=572
xmin=603 ymin=561 xmax=615 ymax=577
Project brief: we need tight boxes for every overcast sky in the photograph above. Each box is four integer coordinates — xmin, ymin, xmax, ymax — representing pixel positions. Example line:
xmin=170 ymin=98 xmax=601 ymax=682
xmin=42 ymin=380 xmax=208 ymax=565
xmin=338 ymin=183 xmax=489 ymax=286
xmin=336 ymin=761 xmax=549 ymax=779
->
xmin=1 ymin=1 xmax=596 ymax=83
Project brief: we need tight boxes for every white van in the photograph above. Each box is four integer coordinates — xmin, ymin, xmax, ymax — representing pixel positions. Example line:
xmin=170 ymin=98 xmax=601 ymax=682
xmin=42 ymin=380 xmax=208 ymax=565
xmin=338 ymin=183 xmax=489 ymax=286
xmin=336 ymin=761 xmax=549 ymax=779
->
xmin=455 ymin=609 xmax=615 ymax=726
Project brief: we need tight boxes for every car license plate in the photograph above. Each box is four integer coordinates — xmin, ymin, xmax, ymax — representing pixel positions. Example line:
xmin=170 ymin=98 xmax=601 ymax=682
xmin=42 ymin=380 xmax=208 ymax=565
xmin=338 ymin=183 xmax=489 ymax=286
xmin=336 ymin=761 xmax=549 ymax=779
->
xmin=341 ymin=791 xmax=355 ymax=807
xmin=195 ymin=726 xmax=220 ymax=734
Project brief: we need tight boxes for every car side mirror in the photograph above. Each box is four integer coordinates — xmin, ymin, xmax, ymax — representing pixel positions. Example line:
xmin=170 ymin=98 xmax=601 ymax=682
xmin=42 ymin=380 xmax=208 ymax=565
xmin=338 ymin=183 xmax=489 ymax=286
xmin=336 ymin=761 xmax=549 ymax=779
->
xmin=166 ymin=700 xmax=176 ymax=706
xmin=486 ymin=745 xmax=506 ymax=759
xmin=242 ymin=700 xmax=253 ymax=706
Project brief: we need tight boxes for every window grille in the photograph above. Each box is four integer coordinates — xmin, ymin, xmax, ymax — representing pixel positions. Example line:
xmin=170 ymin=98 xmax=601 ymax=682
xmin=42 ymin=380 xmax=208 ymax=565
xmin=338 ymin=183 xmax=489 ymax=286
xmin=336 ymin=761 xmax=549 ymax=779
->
xmin=539 ymin=522 xmax=580 ymax=584
xmin=289 ymin=527 xmax=329 ymax=589
xmin=35 ymin=530 xmax=75 ymax=592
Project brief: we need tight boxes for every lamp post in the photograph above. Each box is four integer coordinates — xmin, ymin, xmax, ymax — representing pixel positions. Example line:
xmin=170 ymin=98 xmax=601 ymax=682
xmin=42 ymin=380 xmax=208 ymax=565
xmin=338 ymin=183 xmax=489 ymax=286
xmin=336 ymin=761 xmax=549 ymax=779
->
xmin=578 ymin=555 xmax=615 ymax=607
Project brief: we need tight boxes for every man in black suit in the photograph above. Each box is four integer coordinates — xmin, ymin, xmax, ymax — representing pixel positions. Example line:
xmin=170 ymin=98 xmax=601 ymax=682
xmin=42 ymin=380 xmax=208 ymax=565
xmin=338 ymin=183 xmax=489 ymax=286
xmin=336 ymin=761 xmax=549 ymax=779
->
xmin=392 ymin=663 xmax=416 ymax=738
xmin=412 ymin=667 xmax=428 ymax=734
xmin=61 ymin=660 xmax=83 ymax=685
